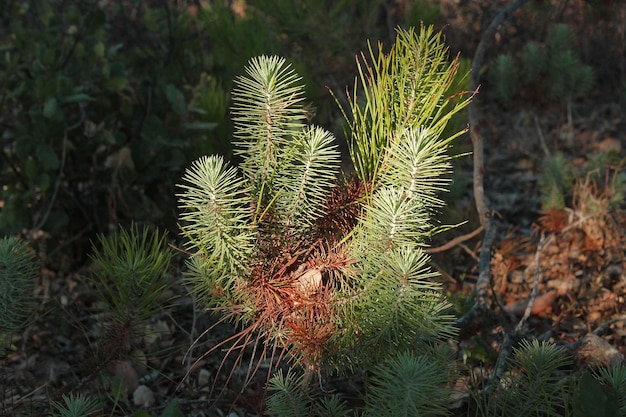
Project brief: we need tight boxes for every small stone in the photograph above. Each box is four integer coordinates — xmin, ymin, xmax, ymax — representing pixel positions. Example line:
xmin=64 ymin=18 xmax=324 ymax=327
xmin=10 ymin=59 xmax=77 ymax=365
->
xmin=577 ymin=333 xmax=624 ymax=368
xmin=198 ymin=368 xmax=211 ymax=386
xmin=133 ymin=385 xmax=155 ymax=408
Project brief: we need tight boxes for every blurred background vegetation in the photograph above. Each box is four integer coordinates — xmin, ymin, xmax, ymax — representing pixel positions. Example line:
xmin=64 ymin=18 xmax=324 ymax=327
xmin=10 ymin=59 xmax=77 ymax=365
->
xmin=0 ymin=0 xmax=444 ymax=268
xmin=1 ymin=0 xmax=624 ymax=267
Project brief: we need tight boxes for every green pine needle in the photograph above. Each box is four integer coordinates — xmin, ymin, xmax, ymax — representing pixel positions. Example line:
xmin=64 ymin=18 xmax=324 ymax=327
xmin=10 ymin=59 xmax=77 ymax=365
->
xmin=49 ymin=393 xmax=100 ymax=417
xmin=383 ymin=127 xmax=454 ymax=208
xmin=538 ymin=152 xmax=574 ymax=210
xmin=339 ymin=26 xmax=470 ymax=188
xmin=275 ymin=125 xmax=341 ymax=229
xmin=231 ymin=55 xmax=307 ymax=183
xmin=365 ymin=351 xmax=452 ymax=417
xmin=499 ymin=340 xmax=572 ymax=417
xmin=178 ymin=155 xmax=254 ymax=273
xmin=491 ymin=54 xmax=518 ymax=103
xmin=266 ymin=369 xmax=310 ymax=417
xmin=88 ymin=224 xmax=173 ymax=323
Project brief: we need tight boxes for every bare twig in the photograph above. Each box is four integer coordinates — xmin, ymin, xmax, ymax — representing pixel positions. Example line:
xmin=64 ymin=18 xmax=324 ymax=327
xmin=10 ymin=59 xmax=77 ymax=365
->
xmin=456 ymin=223 xmax=496 ymax=330
xmin=469 ymin=0 xmax=532 ymax=227
xmin=457 ymin=0 xmax=529 ymax=332
xmin=487 ymin=233 xmax=548 ymax=392
xmin=458 ymin=243 xmax=480 ymax=262
xmin=515 ymin=233 xmax=548 ymax=332
xmin=426 ymin=225 xmax=484 ymax=254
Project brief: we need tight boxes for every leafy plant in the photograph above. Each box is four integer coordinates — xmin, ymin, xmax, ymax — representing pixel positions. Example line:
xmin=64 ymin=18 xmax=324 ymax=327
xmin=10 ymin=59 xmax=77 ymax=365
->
xmin=0 ymin=236 xmax=38 ymax=352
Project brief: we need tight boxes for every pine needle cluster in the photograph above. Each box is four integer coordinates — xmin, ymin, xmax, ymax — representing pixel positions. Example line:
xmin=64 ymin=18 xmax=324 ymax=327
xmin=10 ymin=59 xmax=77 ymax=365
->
xmin=87 ymin=224 xmax=174 ymax=362
xmin=472 ymin=340 xmax=626 ymax=417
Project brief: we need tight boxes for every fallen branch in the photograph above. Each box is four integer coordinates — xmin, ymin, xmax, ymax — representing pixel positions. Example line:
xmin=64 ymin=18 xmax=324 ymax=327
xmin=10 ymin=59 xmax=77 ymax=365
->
xmin=455 ymin=223 xmax=496 ymax=330
xmin=456 ymin=0 xmax=529 ymax=332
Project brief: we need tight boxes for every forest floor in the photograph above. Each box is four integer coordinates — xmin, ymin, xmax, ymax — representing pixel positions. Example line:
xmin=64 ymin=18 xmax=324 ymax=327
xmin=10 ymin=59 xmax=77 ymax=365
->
xmin=2 ymin=1 xmax=626 ymax=416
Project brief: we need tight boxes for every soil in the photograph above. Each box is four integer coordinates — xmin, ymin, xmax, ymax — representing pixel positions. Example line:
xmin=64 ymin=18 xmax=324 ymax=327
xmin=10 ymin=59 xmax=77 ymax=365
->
xmin=2 ymin=1 xmax=626 ymax=416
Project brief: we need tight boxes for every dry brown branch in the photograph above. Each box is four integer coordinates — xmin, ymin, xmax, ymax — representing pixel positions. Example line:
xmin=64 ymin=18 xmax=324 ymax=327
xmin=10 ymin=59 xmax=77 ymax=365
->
xmin=457 ymin=0 xmax=529 ymax=334
xmin=426 ymin=225 xmax=484 ymax=254
xmin=456 ymin=223 xmax=496 ymax=330
xmin=468 ymin=0 xmax=530 ymax=222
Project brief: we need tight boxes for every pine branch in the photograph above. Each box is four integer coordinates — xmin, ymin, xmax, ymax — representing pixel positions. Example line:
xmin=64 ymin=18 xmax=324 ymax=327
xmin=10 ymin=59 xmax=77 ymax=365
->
xmin=342 ymin=26 xmax=470 ymax=189
xmin=275 ymin=125 xmax=341 ymax=230
xmin=359 ymin=187 xmax=431 ymax=251
xmin=231 ymin=55 xmax=307 ymax=184
xmin=178 ymin=155 xmax=254 ymax=275
xmin=382 ymin=127 xmax=456 ymax=209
